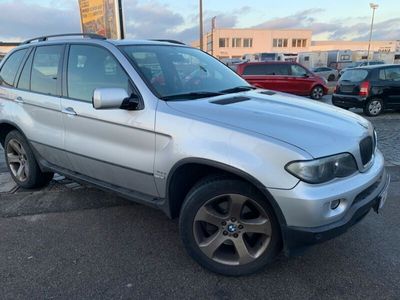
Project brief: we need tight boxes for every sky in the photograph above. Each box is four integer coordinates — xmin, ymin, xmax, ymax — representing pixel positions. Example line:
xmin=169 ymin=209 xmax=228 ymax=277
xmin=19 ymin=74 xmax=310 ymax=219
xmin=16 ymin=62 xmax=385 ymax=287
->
xmin=0 ymin=0 xmax=399 ymax=43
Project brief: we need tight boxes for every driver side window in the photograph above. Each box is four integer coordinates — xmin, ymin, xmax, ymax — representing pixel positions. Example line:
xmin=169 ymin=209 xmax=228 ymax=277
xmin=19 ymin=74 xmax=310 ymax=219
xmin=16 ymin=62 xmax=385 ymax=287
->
xmin=67 ymin=45 xmax=130 ymax=102
xmin=291 ymin=64 xmax=307 ymax=76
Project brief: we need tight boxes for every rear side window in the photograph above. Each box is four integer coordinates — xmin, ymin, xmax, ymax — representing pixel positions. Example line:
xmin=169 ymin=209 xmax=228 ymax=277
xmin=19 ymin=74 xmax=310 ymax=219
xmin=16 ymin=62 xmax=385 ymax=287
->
xmin=67 ymin=45 xmax=130 ymax=102
xmin=340 ymin=69 xmax=368 ymax=82
xmin=31 ymin=45 xmax=63 ymax=96
xmin=17 ymin=50 xmax=34 ymax=90
xmin=379 ymin=67 xmax=400 ymax=81
xmin=243 ymin=64 xmax=266 ymax=75
xmin=0 ymin=49 xmax=28 ymax=87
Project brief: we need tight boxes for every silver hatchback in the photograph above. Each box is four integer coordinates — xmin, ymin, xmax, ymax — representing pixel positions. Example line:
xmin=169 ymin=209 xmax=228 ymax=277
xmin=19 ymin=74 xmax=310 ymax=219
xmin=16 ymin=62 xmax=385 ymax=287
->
xmin=0 ymin=34 xmax=390 ymax=275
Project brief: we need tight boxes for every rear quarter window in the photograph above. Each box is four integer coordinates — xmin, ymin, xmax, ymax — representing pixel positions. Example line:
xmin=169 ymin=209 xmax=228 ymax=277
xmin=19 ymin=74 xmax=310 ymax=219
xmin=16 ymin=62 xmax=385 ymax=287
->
xmin=0 ymin=49 xmax=28 ymax=87
xmin=340 ymin=69 xmax=369 ymax=82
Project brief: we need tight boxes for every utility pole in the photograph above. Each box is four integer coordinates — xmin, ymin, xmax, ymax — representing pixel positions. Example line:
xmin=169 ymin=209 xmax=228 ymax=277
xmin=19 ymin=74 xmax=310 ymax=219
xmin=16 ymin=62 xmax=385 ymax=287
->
xmin=199 ymin=0 xmax=203 ymax=50
xmin=367 ymin=3 xmax=379 ymax=63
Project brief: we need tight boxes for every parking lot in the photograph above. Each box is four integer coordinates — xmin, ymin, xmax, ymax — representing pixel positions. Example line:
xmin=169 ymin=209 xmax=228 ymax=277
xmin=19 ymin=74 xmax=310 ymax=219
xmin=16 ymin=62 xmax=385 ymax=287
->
xmin=0 ymin=96 xmax=399 ymax=299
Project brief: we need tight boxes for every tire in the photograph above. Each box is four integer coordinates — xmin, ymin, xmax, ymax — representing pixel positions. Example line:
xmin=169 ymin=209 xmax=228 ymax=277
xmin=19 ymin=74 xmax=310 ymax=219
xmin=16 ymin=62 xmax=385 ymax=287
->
xmin=364 ymin=98 xmax=383 ymax=117
xmin=179 ymin=176 xmax=281 ymax=276
xmin=310 ymin=85 xmax=324 ymax=100
xmin=4 ymin=130 xmax=54 ymax=189
xmin=328 ymin=74 xmax=335 ymax=81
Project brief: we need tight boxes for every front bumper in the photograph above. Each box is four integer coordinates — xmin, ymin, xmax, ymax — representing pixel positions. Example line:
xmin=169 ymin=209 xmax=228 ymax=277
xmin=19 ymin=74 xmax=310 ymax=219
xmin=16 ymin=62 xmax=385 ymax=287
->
xmin=282 ymin=170 xmax=390 ymax=253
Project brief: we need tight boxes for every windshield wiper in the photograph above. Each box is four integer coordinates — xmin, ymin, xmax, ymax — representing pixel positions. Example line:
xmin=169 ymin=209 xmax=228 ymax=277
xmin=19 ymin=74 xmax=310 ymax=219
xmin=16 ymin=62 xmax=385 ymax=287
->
xmin=219 ymin=86 xmax=257 ymax=94
xmin=160 ymin=91 xmax=224 ymax=101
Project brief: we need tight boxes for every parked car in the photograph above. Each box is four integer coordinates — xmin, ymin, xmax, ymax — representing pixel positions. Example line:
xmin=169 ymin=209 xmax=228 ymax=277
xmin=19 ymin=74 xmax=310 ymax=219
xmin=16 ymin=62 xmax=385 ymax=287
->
xmin=312 ymin=66 xmax=338 ymax=81
xmin=333 ymin=64 xmax=400 ymax=116
xmin=0 ymin=34 xmax=390 ymax=276
xmin=236 ymin=61 xmax=329 ymax=100
xmin=339 ymin=60 xmax=385 ymax=78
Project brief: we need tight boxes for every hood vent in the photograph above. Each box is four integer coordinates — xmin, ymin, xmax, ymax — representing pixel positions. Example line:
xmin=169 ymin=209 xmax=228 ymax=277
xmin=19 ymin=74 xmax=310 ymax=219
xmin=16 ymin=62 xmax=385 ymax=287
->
xmin=259 ymin=90 xmax=276 ymax=96
xmin=211 ymin=96 xmax=251 ymax=105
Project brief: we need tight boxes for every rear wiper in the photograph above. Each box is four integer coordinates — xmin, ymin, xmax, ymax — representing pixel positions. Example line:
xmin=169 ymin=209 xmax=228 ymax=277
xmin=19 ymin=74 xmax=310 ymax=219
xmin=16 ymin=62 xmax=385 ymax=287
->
xmin=219 ymin=86 xmax=257 ymax=94
xmin=160 ymin=91 xmax=224 ymax=101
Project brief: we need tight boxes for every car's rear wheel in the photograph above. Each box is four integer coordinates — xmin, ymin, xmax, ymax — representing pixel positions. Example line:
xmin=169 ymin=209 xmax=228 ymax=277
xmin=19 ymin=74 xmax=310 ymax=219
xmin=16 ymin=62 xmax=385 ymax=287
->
xmin=328 ymin=74 xmax=336 ymax=81
xmin=364 ymin=99 xmax=383 ymax=116
xmin=310 ymin=85 xmax=324 ymax=100
xmin=179 ymin=176 xmax=281 ymax=276
xmin=4 ymin=130 xmax=53 ymax=188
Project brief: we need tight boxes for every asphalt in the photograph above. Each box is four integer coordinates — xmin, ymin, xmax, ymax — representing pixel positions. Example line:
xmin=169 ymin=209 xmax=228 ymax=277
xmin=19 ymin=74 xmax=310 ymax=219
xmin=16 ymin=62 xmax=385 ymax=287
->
xmin=0 ymin=174 xmax=399 ymax=299
xmin=1 ymin=96 xmax=400 ymax=299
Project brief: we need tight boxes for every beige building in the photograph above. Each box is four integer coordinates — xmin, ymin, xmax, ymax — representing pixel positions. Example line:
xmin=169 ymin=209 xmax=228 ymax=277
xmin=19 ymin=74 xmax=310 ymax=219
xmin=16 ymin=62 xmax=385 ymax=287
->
xmin=311 ymin=40 xmax=400 ymax=53
xmin=192 ymin=28 xmax=312 ymax=59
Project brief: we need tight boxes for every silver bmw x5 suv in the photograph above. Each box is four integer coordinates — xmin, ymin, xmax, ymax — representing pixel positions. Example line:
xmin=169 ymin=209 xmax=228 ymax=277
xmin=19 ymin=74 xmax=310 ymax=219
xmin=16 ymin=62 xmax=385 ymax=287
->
xmin=0 ymin=34 xmax=390 ymax=275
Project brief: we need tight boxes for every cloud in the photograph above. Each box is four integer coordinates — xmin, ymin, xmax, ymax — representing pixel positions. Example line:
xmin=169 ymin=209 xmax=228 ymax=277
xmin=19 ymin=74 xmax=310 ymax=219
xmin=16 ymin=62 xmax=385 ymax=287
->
xmin=0 ymin=1 xmax=398 ymax=43
xmin=252 ymin=8 xmax=400 ymax=41
xmin=0 ymin=0 xmax=80 ymax=41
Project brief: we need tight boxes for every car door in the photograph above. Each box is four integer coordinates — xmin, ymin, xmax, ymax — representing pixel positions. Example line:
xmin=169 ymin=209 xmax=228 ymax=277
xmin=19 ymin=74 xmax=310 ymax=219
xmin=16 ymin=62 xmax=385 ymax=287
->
xmin=2 ymin=45 xmax=71 ymax=169
xmin=289 ymin=64 xmax=315 ymax=95
xmin=382 ymin=67 xmax=400 ymax=107
xmin=61 ymin=43 xmax=158 ymax=196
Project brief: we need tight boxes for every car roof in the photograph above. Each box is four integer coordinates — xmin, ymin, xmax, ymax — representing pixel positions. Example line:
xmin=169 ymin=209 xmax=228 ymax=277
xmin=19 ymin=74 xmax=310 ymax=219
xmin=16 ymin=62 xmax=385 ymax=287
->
xmin=16 ymin=34 xmax=188 ymax=50
xmin=356 ymin=64 xmax=397 ymax=70
xmin=238 ymin=61 xmax=296 ymax=66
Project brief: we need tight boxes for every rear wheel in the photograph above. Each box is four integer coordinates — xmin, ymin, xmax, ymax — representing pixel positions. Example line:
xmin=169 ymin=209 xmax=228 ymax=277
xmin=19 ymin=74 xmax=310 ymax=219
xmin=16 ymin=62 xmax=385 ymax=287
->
xmin=310 ymin=85 xmax=324 ymax=100
xmin=364 ymin=98 xmax=383 ymax=116
xmin=4 ymin=130 xmax=53 ymax=188
xmin=328 ymin=74 xmax=336 ymax=81
xmin=179 ymin=176 xmax=281 ymax=276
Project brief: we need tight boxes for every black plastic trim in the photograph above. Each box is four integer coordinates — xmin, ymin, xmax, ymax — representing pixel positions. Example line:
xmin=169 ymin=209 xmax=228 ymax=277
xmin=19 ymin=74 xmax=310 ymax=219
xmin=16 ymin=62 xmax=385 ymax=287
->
xmin=165 ymin=157 xmax=288 ymax=226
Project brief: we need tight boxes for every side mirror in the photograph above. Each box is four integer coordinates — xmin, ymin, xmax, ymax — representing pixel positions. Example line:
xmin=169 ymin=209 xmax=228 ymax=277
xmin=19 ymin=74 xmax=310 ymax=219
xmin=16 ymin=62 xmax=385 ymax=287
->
xmin=93 ymin=88 xmax=140 ymax=110
xmin=302 ymin=73 xmax=310 ymax=78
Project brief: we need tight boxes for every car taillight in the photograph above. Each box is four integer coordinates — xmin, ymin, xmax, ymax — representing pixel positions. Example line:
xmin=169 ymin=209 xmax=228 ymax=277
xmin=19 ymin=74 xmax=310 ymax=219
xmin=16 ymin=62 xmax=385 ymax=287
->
xmin=333 ymin=85 xmax=338 ymax=93
xmin=359 ymin=81 xmax=370 ymax=97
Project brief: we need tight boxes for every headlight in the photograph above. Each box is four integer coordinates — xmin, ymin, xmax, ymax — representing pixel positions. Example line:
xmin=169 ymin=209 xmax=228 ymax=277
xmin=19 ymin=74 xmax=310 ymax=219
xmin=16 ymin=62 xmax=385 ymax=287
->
xmin=285 ymin=153 xmax=358 ymax=184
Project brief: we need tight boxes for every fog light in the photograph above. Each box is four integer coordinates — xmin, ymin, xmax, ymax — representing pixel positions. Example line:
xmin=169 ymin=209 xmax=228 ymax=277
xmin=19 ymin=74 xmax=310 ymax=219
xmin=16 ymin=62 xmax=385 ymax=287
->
xmin=330 ymin=199 xmax=341 ymax=210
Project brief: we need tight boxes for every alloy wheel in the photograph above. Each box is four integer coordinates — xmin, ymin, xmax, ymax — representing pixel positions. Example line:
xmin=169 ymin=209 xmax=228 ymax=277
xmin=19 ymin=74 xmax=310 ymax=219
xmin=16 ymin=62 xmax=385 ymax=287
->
xmin=193 ymin=194 xmax=272 ymax=266
xmin=6 ymin=139 xmax=29 ymax=182
xmin=312 ymin=86 xmax=324 ymax=100
xmin=368 ymin=100 xmax=382 ymax=116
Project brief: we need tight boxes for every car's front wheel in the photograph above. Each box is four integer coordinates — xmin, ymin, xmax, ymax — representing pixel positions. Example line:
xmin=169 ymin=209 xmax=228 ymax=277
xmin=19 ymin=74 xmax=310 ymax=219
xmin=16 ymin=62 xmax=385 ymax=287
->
xmin=310 ymin=85 xmax=324 ymax=100
xmin=328 ymin=74 xmax=336 ymax=81
xmin=179 ymin=176 xmax=281 ymax=276
xmin=4 ymin=130 xmax=54 ymax=188
xmin=364 ymin=98 xmax=383 ymax=116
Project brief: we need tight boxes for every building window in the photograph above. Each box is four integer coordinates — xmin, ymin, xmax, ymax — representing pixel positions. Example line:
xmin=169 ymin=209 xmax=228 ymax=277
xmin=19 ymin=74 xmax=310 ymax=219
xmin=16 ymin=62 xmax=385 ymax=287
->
xmin=232 ymin=38 xmax=242 ymax=48
xmin=292 ymin=39 xmax=307 ymax=48
xmin=219 ymin=38 xmax=229 ymax=48
xmin=243 ymin=38 xmax=253 ymax=48
xmin=273 ymin=38 xmax=288 ymax=48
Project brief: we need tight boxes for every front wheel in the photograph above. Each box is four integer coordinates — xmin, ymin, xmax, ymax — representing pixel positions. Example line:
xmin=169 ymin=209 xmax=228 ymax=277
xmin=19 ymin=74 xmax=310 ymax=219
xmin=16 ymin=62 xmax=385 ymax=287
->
xmin=364 ymin=98 xmax=383 ymax=116
xmin=179 ymin=176 xmax=281 ymax=276
xmin=310 ymin=85 xmax=324 ymax=100
xmin=328 ymin=74 xmax=336 ymax=81
xmin=4 ymin=130 xmax=54 ymax=188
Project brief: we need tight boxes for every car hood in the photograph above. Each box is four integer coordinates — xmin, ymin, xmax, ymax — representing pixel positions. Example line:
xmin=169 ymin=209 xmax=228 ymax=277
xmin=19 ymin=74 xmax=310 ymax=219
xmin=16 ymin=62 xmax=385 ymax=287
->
xmin=166 ymin=90 xmax=372 ymax=158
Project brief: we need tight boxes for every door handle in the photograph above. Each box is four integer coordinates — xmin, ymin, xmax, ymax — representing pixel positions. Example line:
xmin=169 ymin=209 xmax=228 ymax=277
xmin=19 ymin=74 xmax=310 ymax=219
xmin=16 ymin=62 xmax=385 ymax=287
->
xmin=15 ymin=96 xmax=24 ymax=103
xmin=62 ymin=107 xmax=77 ymax=116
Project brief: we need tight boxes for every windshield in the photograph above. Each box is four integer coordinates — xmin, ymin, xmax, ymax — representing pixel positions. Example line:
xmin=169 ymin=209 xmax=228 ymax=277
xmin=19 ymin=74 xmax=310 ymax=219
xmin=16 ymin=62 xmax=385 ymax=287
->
xmin=120 ymin=45 xmax=250 ymax=100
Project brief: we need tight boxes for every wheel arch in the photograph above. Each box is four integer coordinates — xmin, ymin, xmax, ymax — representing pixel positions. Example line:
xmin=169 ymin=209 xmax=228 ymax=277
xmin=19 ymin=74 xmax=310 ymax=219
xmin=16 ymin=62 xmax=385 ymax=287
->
xmin=0 ymin=121 xmax=27 ymax=148
xmin=164 ymin=158 xmax=287 ymax=228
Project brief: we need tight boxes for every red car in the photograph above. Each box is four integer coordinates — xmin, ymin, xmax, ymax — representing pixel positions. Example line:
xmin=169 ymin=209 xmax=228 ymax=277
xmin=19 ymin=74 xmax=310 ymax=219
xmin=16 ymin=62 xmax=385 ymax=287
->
xmin=235 ymin=61 xmax=329 ymax=100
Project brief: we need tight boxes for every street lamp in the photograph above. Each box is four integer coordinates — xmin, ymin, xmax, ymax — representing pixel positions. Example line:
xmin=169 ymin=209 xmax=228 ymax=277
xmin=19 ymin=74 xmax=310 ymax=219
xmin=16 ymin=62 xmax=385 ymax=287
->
xmin=367 ymin=3 xmax=379 ymax=63
xmin=199 ymin=0 xmax=203 ymax=50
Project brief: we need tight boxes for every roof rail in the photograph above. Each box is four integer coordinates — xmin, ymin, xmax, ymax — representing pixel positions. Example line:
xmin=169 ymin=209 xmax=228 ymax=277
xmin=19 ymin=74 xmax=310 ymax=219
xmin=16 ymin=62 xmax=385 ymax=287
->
xmin=149 ymin=39 xmax=186 ymax=45
xmin=22 ymin=33 xmax=106 ymax=45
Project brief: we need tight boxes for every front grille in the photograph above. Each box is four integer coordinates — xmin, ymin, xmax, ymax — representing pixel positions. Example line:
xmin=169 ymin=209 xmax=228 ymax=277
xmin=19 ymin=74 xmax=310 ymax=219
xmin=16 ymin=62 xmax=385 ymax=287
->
xmin=359 ymin=136 xmax=374 ymax=166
